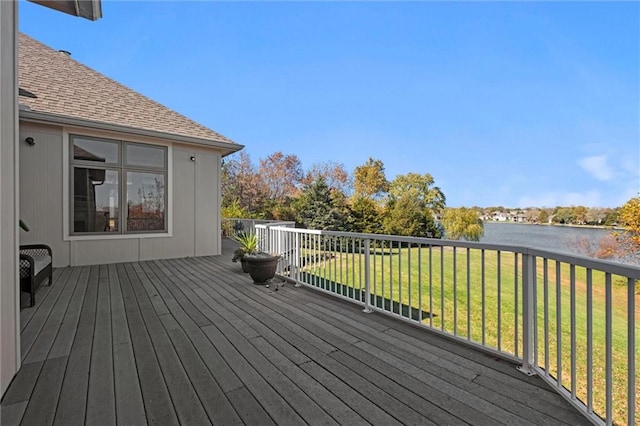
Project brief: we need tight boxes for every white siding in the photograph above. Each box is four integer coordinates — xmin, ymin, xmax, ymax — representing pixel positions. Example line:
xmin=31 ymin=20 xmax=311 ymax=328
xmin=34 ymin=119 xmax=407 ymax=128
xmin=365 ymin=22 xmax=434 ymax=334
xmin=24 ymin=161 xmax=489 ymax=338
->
xmin=195 ymin=148 xmax=220 ymax=256
xmin=0 ymin=0 xmax=19 ymax=398
xmin=19 ymin=123 xmax=69 ymax=265
xmin=71 ymin=239 xmax=140 ymax=265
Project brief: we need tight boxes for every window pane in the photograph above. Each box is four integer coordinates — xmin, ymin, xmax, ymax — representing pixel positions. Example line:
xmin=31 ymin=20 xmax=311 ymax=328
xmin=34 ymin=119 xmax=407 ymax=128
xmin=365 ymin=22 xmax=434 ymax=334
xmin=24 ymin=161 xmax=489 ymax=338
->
xmin=73 ymin=168 xmax=119 ymax=233
xmin=73 ymin=137 xmax=119 ymax=164
xmin=126 ymin=144 xmax=165 ymax=168
xmin=126 ymin=172 xmax=165 ymax=232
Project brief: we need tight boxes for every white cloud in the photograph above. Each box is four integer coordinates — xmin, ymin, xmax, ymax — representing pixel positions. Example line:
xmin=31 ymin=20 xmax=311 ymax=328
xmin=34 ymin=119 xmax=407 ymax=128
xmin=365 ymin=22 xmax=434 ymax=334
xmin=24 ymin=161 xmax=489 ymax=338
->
xmin=578 ymin=155 xmax=615 ymax=181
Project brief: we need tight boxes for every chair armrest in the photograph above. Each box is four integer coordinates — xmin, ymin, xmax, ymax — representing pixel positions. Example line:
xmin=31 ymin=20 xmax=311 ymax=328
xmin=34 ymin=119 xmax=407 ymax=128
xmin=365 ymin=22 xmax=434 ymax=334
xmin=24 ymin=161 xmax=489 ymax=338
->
xmin=19 ymin=253 xmax=34 ymax=278
xmin=20 ymin=244 xmax=52 ymax=258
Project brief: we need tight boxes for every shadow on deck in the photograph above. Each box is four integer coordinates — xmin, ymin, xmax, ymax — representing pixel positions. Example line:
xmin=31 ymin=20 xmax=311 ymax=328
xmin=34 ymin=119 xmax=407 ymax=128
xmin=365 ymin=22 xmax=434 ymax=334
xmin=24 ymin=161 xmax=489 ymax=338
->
xmin=1 ymin=240 xmax=590 ymax=425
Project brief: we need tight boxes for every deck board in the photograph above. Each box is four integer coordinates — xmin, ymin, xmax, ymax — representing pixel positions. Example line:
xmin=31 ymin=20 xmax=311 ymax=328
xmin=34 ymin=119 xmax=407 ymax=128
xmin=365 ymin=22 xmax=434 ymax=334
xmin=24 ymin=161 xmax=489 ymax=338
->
xmin=86 ymin=264 xmax=116 ymax=425
xmin=52 ymin=265 xmax=98 ymax=425
xmin=109 ymin=264 xmax=147 ymax=426
xmin=1 ymin=242 xmax=592 ymax=426
xmin=117 ymin=263 xmax=179 ymax=426
xmin=19 ymin=356 xmax=66 ymax=425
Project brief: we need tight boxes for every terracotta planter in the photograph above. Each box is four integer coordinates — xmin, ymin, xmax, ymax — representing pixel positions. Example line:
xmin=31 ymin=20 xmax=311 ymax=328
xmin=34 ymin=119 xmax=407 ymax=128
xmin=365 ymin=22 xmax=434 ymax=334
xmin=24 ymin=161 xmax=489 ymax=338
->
xmin=244 ymin=253 xmax=281 ymax=284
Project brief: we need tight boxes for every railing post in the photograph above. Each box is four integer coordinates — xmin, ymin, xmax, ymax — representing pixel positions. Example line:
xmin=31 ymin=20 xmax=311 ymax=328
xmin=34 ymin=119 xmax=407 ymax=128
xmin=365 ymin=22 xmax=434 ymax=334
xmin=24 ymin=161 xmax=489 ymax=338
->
xmin=294 ymin=231 xmax=301 ymax=287
xmin=265 ymin=225 xmax=271 ymax=253
xmin=628 ymin=277 xmax=636 ymax=426
xmin=517 ymin=253 xmax=537 ymax=376
xmin=363 ymin=238 xmax=372 ymax=313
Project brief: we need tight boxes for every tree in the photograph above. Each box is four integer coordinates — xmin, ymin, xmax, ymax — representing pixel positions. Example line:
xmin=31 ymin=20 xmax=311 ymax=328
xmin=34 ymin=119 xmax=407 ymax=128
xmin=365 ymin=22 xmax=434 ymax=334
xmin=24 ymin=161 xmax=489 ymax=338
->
xmin=441 ymin=208 xmax=484 ymax=241
xmin=293 ymin=177 xmax=349 ymax=231
xmin=387 ymin=173 xmax=446 ymax=213
xmin=603 ymin=209 xmax=620 ymax=226
xmin=384 ymin=173 xmax=445 ymax=238
xmin=552 ymin=207 xmax=574 ymax=224
xmin=258 ymin=151 xmax=303 ymax=202
xmin=302 ymin=161 xmax=351 ymax=195
xmin=350 ymin=196 xmax=383 ymax=234
xmin=382 ymin=172 xmax=445 ymax=238
xmin=525 ymin=208 xmax=539 ymax=223
xmin=222 ymin=152 xmax=267 ymax=213
xmin=615 ymin=196 xmax=640 ymax=259
xmin=353 ymin=158 xmax=389 ymax=200
xmin=256 ymin=152 xmax=304 ymax=219
xmin=579 ymin=197 xmax=640 ymax=264
xmin=619 ymin=197 xmax=640 ymax=238
xmin=538 ymin=210 xmax=549 ymax=224
xmin=586 ymin=207 xmax=609 ymax=225
xmin=221 ymin=199 xmax=252 ymax=219
xmin=573 ymin=206 xmax=588 ymax=225
xmin=383 ymin=196 xmax=441 ymax=238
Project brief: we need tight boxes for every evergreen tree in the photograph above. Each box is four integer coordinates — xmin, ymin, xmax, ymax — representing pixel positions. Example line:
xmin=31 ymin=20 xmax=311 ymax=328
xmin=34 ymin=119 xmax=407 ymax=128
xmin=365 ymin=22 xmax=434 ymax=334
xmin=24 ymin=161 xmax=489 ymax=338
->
xmin=294 ymin=177 xmax=349 ymax=231
xmin=350 ymin=196 xmax=383 ymax=234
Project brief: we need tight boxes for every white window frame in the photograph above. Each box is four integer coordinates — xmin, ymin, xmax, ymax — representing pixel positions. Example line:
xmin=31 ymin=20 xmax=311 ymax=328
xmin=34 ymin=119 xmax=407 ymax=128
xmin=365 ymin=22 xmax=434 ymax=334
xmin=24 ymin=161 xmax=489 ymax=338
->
xmin=62 ymin=128 xmax=173 ymax=241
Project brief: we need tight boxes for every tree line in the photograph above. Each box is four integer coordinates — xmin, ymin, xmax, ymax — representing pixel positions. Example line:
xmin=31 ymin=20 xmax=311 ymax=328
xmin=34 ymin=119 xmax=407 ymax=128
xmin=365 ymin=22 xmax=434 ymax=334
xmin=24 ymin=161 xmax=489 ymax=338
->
xmin=221 ymin=150 xmax=639 ymax=258
xmin=475 ymin=205 xmax=621 ymax=226
xmin=222 ymin=151 xmax=482 ymax=241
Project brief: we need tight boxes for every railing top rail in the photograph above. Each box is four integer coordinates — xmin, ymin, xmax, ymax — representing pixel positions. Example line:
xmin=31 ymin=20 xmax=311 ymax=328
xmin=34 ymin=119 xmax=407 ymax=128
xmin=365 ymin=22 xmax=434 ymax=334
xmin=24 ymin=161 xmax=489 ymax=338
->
xmin=264 ymin=225 xmax=640 ymax=278
xmin=526 ymin=246 xmax=640 ymax=277
xmin=254 ymin=221 xmax=296 ymax=229
xmin=224 ymin=218 xmax=292 ymax=224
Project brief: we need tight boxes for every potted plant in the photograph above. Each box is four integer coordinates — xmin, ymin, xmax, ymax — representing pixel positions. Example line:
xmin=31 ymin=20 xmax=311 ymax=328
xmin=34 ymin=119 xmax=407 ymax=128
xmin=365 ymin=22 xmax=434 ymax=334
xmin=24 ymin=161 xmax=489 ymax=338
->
xmin=231 ymin=231 xmax=281 ymax=284
xmin=243 ymin=251 xmax=281 ymax=284
xmin=232 ymin=231 xmax=258 ymax=273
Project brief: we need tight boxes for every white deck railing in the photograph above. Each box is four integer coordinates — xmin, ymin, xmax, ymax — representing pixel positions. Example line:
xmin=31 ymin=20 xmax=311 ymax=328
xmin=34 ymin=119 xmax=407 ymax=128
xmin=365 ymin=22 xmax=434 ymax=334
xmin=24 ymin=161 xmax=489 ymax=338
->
xmin=221 ymin=218 xmax=295 ymax=239
xmin=255 ymin=224 xmax=638 ymax=426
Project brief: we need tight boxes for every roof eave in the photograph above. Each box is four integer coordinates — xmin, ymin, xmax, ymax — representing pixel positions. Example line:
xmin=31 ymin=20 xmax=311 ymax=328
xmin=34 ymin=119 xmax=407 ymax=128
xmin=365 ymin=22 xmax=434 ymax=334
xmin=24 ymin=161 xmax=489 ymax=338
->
xmin=27 ymin=0 xmax=102 ymax=21
xmin=19 ymin=109 xmax=244 ymax=157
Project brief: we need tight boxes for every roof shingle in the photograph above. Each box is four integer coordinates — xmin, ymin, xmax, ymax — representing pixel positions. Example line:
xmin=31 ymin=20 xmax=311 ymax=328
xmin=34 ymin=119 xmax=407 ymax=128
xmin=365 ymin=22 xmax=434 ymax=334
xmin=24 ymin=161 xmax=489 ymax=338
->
xmin=18 ymin=33 xmax=236 ymax=145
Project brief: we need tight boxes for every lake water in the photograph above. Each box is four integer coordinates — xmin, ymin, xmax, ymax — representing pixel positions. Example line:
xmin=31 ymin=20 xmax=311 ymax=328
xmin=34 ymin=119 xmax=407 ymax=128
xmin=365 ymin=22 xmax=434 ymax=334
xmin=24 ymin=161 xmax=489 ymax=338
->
xmin=479 ymin=222 xmax=611 ymax=255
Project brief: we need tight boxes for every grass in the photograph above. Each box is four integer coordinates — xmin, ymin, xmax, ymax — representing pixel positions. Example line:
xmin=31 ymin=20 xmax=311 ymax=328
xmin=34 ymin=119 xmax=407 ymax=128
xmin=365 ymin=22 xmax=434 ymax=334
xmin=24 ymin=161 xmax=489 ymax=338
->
xmin=300 ymin=243 xmax=638 ymax=425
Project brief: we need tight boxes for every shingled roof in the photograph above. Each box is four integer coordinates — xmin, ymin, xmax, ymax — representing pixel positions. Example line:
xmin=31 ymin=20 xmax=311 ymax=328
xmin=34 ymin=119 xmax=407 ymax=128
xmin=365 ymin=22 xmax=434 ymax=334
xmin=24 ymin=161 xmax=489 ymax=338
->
xmin=18 ymin=33 xmax=238 ymax=147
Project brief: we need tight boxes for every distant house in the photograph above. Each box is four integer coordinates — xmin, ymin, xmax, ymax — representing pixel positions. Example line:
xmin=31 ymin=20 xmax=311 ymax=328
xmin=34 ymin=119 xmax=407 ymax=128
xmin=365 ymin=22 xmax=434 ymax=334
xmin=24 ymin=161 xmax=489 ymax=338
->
xmin=18 ymin=33 xmax=243 ymax=266
xmin=492 ymin=211 xmax=509 ymax=221
xmin=514 ymin=213 xmax=528 ymax=223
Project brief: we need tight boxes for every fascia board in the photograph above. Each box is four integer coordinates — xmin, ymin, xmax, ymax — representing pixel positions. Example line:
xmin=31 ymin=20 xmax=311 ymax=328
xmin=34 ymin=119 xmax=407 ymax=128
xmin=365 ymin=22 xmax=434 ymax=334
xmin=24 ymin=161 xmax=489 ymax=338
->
xmin=19 ymin=109 xmax=244 ymax=156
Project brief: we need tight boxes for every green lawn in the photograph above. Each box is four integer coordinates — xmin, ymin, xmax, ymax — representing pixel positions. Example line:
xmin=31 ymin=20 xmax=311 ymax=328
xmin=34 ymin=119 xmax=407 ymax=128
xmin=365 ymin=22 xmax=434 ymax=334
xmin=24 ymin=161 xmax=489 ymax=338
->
xmin=301 ymin=244 xmax=638 ymax=424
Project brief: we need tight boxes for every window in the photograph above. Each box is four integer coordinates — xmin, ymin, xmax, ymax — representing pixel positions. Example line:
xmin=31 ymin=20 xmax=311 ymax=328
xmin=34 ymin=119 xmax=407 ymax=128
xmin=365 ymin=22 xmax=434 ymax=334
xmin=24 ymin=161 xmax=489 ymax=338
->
xmin=70 ymin=135 xmax=167 ymax=235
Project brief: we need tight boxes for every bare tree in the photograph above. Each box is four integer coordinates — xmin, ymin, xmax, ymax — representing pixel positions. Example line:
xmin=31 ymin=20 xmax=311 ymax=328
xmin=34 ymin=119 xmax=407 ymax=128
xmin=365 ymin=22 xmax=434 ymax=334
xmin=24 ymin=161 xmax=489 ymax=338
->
xmin=258 ymin=152 xmax=303 ymax=202
xmin=302 ymin=160 xmax=351 ymax=195
xmin=222 ymin=152 xmax=267 ymax=213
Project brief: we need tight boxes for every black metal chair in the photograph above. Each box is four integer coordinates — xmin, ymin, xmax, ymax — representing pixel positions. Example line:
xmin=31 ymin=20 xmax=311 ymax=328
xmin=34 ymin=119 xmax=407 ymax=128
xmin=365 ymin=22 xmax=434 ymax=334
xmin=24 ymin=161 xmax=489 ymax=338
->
xmin=19 ymin=244 xmax=53 ymax=307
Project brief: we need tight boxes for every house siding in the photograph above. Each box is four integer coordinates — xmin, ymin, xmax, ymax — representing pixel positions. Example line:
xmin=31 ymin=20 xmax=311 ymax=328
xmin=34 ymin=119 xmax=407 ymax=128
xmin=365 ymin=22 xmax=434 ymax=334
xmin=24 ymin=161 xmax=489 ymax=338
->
xmin=19 ymin=123 xmax=223 ymax=267
xmin=0 ymin=0 xmax=19 ymax=398
xmin=140 ymin=145 xmax=195 ymax=261
xmin=195 ymin=148 xmax=220 ymax=256
xmin=19 ymin=122 xmax=69 ymax=264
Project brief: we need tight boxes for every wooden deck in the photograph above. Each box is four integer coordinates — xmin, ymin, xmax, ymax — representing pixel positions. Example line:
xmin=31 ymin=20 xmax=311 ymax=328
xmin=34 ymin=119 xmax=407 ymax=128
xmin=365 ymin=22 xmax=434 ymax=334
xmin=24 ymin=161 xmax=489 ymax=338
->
xmin=1 ymin=240 xmax=590 ymax=425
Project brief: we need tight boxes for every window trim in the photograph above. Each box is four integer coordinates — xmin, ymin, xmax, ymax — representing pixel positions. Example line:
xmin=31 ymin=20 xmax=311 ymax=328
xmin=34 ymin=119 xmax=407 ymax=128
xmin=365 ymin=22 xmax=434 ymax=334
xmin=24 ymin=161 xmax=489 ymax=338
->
xmin=63 ymin=129 xmax=173 ymax=241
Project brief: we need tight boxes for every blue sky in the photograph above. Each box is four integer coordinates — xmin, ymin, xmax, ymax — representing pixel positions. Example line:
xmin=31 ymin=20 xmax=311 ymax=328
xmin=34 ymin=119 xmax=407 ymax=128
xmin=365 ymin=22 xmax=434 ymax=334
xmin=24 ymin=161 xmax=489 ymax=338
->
xmin=19 ymin=1 xmax=639 ymax=208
